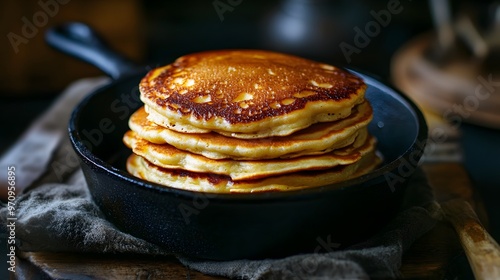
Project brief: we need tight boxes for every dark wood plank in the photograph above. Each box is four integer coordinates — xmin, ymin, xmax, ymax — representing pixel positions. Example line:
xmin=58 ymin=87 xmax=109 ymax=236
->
xmin=399 ymin=163 xmax=485 ymax=279
xmin=18 ymin=252 xmax=226 ymax=280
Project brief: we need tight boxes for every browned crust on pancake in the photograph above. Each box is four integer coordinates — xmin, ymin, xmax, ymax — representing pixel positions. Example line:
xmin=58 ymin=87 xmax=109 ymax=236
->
xmin=123 ymin=129 xmax=374 ymax=180
xmin=128 ymin=101 xmax=373 ymax=160
xmin=140 ymin=50 xmax=366 ymax=125
xmin=126 ymin=150 xmax=381 ymax=193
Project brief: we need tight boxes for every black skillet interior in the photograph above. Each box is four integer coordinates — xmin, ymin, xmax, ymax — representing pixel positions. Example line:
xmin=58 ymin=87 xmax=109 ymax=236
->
xmin=49 ymin=22 xmax=428 ymax=260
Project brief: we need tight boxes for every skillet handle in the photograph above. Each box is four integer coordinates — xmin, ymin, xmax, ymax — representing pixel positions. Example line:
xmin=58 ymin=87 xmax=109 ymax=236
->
xmin=45 ymin=22 xmax=141 ymax=80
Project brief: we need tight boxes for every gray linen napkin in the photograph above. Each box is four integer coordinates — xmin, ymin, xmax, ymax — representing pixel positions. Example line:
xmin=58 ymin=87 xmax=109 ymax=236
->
xmin=0 ymin=77 xmax=438 ymax=279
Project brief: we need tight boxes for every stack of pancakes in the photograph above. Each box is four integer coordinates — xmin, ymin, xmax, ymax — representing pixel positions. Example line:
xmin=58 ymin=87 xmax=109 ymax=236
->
xmin=124 ymin=50 xmax=381 ymax=193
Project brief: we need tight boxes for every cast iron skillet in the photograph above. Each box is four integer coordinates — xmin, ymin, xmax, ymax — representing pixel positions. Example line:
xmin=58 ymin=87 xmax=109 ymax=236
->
xmin=46 ymin=22 xmax=428 ymax=260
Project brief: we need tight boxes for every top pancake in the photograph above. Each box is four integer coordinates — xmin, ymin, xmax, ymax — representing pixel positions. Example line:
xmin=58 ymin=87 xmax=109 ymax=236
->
xmin=140 ymin=50 xmax=366 ymax=138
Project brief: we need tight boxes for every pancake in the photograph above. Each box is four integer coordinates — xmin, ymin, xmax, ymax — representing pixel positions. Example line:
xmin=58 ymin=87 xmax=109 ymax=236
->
xmin=126 ymin=148 xmax=381 ymax=193
xmin=125 ymin=49 xmax=379 ymax=192
xmin=139 ymin=50 xmax=366 ymax=138
xmin=123 ymin=130 xmax=373 ymax=181
xmin=129 ymin=101 xmax=373 ymax=160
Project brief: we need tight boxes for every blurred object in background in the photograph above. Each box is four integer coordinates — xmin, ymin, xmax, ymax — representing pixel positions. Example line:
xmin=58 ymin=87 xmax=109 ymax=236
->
xmin=392 ymin=0 xmax=500 ymax=130
xmin=260 ymin=0 xmax=364 ymax=63
xmin=261 ymin=0 xmax=432 ymax=74
xmin=392 ymin=0 xmax=500 ymax=242
xmin=142 ymin=0 xmax=430 ymax=79
xmin=0 ymin=0 xmax=145 ymax=97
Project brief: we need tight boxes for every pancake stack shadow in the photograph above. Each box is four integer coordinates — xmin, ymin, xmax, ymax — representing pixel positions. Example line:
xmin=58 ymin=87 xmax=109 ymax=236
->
xmin=123 ymin=50 xmax=381 ymax=193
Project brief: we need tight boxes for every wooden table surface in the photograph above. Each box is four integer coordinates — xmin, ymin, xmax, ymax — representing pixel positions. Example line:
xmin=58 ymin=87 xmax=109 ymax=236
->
xmin=15 ymin=162 xmax=484 ymax=279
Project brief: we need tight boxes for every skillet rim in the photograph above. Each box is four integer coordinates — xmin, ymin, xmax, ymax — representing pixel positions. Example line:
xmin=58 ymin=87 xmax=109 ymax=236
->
xmin=68 ymin=70 xmax=428 ymax=201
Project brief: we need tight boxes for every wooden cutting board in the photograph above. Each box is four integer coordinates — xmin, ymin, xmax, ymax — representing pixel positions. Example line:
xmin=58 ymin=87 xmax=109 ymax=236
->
xmin=15 ymin=163 xmax=485 ymax=279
